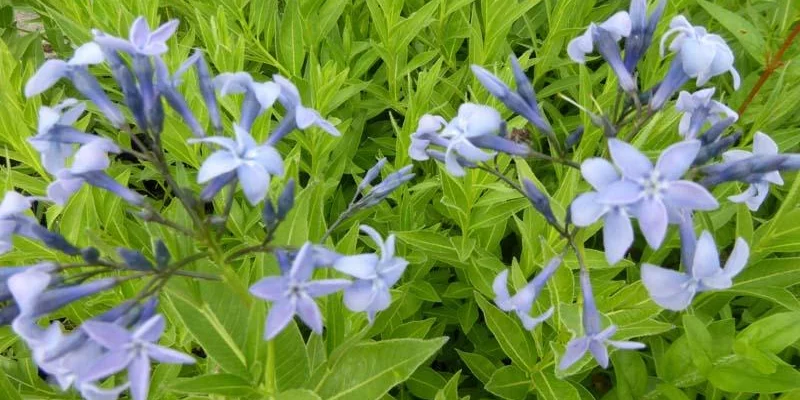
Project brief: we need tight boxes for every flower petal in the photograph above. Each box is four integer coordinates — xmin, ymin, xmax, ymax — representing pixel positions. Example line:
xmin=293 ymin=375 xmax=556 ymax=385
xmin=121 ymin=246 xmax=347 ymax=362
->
xmin=81 ymin=321 xmax=132 ymax=349
xmin=492 ymin=269 xmax=513 ymax=311
xmin=663 ymin=181 xmax=718 ymax=211
xmin=237 ymin=163 xmax=270 ymax=205
xmin=517 ymin=307 xmax=554 ymax=331
xmin=692 ymin=231 xmax=722 ymax=279
xmin=197 ymin=151 xmax=240 ymax=183
xmin=305 ymin=279 xmax=351 ymax=298
xmin=655 ymin=140 xmax=701 ymax=180
xmin=332 ymin=254 xmax=379 ymax=280
xmin=133 ymin=315 xmax=166 ymax=343
xmin=559 ymin=337 xmax=590 ymax=370
xmin=641 ymin=263 xmax=695 ymax=311
xmin=25 ymin=60 xmax=68 ymax=97
xmin=265 ymin=300 xmax=295 ymax=340
xmin=581 ymin=158 xmax=620 ymax=190
xmin=603 ymin=208 xmax=633 ymax=264
xmin=608 ymin=139 xmax=653 ymax=180
xmin=343 ymin=279 xmax=377 ymax=312
xmin=570 ymin=192 xmax=606 ymax=226
xmin=69 ymin=43 xmax=105 ymax=66
xmin=607 ymin=340 xmax=646 ymax=350
xmin=128 ymin=352 xmax=151 ymax=400
xmin=295 ymin=294 xmax=323 ymax=334
xmin=149 ymin=20 xmax=180 ymax=45
xmin=722 ymin=237 xmax=749 ymax=279
xmin=249 ymin=276 xmax=287 ymax=301
xmin=680 ymin=38 xmax=715 ymax=79
xmin=596 ymin=180 xmax=642 ymax=205
xmin=248 ymin=145 xmax=284 ymax=176
xmin=588 ymin=340 xmax=610 ymax=368
xmin=637 ymin=197 xmax=668 ymax=249
xmin=145 ymin=344 xmax=195 ymax=364
xmin=79 ymin=350 xmax=132 ymax=383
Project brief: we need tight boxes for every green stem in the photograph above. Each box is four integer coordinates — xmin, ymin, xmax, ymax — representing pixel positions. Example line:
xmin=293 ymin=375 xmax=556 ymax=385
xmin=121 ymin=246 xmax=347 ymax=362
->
xmin=265 ymin=339 xmax=277 ymax=398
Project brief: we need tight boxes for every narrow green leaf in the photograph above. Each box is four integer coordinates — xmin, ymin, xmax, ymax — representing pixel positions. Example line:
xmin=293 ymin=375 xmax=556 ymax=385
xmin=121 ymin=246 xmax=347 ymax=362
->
xmin=169 ymin=374 xmax=258 ymax=396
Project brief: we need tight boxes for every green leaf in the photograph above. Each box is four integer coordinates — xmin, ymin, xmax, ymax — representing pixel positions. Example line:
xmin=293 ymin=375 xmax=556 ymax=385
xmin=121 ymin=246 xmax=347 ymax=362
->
xmin=0 ymin=368 xmax=21 ymax=400
xmin=435 ymin=370 xmax=461 ymax=400
xmin=474 ymin=294 xmax=537 ymax=371
xmin=169 ymin=374 xmax=258 ymax=396
xmin=313 ymin=337 xmax=448 ymax=400
xmin=612 ymin=350 xmax=647 ymax=399
xmin=277 ymin=389 xmax=323 ymax=400
xmin=275 ymin=321 xmax=311 ymax=391
xmin=456 ymin=350 xmax=498 ymax=384
xmin=682 ymin=314 xmax=713 ymax=374
xmin=709 ymin=359 xmax=800 ymax=393
xmin=485 ymin=365 xmax=531 ymax=400
xmin=532 ymin=371 xmax=581 ymax=400
xmin=737 ymin=312 xmax=800 ymax=353
xmin=168 ymin=293 xmax=250 ymax=378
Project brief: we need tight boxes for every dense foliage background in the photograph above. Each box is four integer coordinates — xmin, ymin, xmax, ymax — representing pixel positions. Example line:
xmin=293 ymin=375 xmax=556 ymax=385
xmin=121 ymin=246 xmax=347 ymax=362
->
xmin=0 ymin=0 xmax=799 ymax=398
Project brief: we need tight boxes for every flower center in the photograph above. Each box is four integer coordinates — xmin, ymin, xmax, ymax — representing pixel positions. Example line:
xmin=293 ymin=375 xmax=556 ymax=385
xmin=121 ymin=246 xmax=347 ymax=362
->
xmin=640 ymin=171 xmax=665 ymax=197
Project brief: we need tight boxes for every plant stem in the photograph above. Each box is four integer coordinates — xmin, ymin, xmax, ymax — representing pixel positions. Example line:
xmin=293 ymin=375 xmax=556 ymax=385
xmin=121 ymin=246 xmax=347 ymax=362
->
xmin=525 ymin=150 xmax=580 ymax=169
xmin=737 ymin=23 xmax=800 ymax=117
xmin=265 ymin=339 xmax=277 ymax=398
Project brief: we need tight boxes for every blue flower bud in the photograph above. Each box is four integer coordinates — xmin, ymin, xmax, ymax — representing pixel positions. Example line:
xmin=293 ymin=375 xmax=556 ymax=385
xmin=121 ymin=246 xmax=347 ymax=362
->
xmin=277 ymin=179 xmax=295 ymax=220
xmin=565 ymin=125 xmax=585 ymax=149
xmin=155 ymin=240 xmax=170 ymax=269
xmin=118 ymin=248 xmax=154 ymax=271
xmin=522 ymin=178 xmax=558 ymax=227
xmin=192 ymin=50 xmax=222 ymax=134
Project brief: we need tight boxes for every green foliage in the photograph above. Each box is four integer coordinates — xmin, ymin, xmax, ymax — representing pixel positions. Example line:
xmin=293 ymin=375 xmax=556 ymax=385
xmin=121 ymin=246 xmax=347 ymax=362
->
xmin=0 ymin=0 xmax=798 ymax=398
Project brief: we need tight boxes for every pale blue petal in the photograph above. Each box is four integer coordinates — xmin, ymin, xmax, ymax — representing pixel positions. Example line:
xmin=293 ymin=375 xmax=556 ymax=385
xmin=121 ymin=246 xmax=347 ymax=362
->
xmin=343 ymin=280 xmax=377 ymax=312
xmin=333 ymin=254 xmax=379 ymax=280
xmin=692 ymin=231 xmax=722 ymax=279
xmin=129 ymin=17 xmax=150 ymax=48
xmin=305 ymin=279 xmax=351 ymax=298
xmin=237 ymin=163 xmax=270 ymax=205
xmin=128 ymin=353 xmax=150 ymax=400
xmin=722 ymin=237 xmax=749 ymax=279
xmin=517 ymin=307 xmax=553 ymax=331
xmin=637 ymin=197 xmax=668 ymax=249
xmin=79 ymin=350 xmax=132 ymax=383
xmin=608 ymin=139 xmax=653 ymax=179
xmin=68 ymin=43 xmax=105 ymax=66
xmin=492 ymin=270 xmax=513 ymax=311
xmin=570 ymin=192 xmax=605 ymax=226
xmin=581 ymin=158 xmax=619 ymax=190
xmin=25 ymin=60 xmax=69 ymax=97
xmin=145 ymin=343 xmax=195 ymax=364
xmin=559 ymin=337 xmax=590 ymax=370
xmin=567 ymin=28 xmax=594 ymax=63
xmin=603 ymin=208 xmax=633 ymax=264
xmin=249 ymin=276 xmax=287 ymax=301
xmin=295 ymin=293 xmax=323 ymax=334
xmin=247 ymin=145 xmax=284 ymax=176
xmin=596 ymin=180 xmax=642 ymax=205
xmin=663 ymin=181 xmax=718 ymax=211
xmin=655 ymin=140 xmax=700 ymax=180
xmin=265 ymin=300 xmax=295 ymax=340
xmin=81 ymin=321 xmax=132 ymax=349
xmin=588 ymin=340 xmax=610 ymax=368
xmin=679 ymin=38 xmax=715 ymax=79
xmin=149 ymin=20 xmax=180 ymax=44
xmin=641 ymin=263 xmax=695 ymax=311
xmin=133 ymin=315 xmax=166 ymax=343
xmin=197 ymin=151 xmax=240 ymax=183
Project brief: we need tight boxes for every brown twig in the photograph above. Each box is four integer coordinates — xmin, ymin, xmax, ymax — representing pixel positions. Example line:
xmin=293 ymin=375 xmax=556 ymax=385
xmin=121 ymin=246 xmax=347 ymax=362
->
xmin=737 ymin=23 xmax=800 ymax=117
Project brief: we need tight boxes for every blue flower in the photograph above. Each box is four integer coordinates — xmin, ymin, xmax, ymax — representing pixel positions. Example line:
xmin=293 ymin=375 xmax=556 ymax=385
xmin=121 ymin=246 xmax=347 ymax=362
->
xmin=80 ymin=315 xmax=195 ymax=400
xmin=190 ymin=124 xmax=284 ymax=205
xmin=409 ymin=103 xmax=513 ymax=177
xmin=570 ymin=158 xmax=634 ymax=264
xmin=492 ymin=256 xmax=561 ymax=330
xmin=471 ymin=54 xmax=553 ymax=135
xmin=559 ymin=269 xmax=645 ymax=370
xmin=642 ymin=231 xmax=748 ymax=310
xmin=0 ymin=192 xmax=37 ymax=254
xmin=25 ymin=43 xmax=125 ymax=127
xmin=675 ymin=88 xmax=738 ymax=139
xmin=265 ymin=75 xmax=341 ymax=145
xmin=568 ymin=11 xmax=637 ymax=93
xmin=596 ymin=139 xmax=718 ymax=249
xmin=249 ymin=242 xmax=351 ymax=339
xmin=214 ymin=72 xmax=280 ymax=132
xmin=8 ymin=267 xmax=117 ymax=321
xmin=723 ymin=132 xmax=783 ymax=211
xmin=93 ymin=17 xmax=179 ymax=57
xmin=623 ymin=0 xmax=666 ymax=72
xmin=47 ymin=139 xmax=144 ymax=206
xmin=154 ymin=56 xmax=205 ymax=137
xmin=333 ymin=226 xmax=408 ymax=322
xmin=651 ymin=16 xmax=740 ymax=109
xmin=29 ymin=100 xmax=103 ymax=174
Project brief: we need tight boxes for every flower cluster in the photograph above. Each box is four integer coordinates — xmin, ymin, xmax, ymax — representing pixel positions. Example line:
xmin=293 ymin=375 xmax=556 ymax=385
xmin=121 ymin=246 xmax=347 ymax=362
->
xmin=6 ymin=16 xmax=413 ymax=400
xmin=408 ymin=0 xmax=800 ymax=372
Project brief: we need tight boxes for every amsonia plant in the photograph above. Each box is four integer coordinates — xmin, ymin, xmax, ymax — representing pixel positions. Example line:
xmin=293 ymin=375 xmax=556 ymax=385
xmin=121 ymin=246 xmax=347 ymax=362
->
xmin=1 ymin=1 xmax=800 ymax=399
